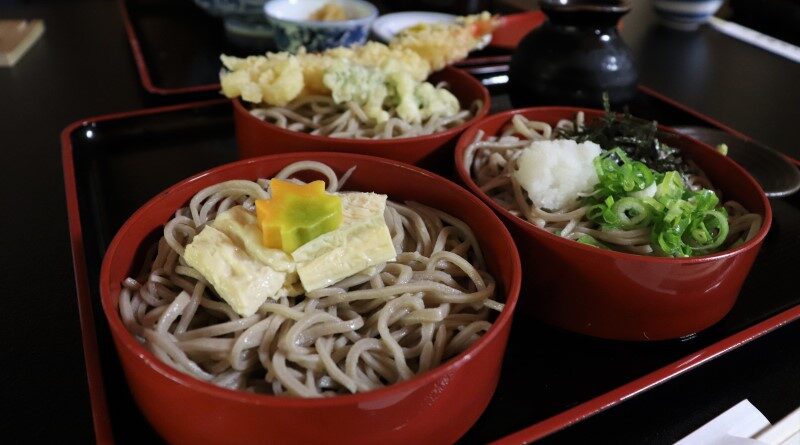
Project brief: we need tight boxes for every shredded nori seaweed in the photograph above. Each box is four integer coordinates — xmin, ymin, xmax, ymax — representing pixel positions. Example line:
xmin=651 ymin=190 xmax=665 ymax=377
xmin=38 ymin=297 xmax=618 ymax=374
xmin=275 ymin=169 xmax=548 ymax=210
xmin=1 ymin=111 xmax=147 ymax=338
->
xmin=557 ymin=94 xmax=688 ymax=175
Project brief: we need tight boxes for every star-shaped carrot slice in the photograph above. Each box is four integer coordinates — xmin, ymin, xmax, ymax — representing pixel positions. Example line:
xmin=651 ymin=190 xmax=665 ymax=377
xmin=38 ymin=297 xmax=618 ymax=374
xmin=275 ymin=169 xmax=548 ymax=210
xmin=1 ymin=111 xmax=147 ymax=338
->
xmin=255 ymin=179 xmax=343 ymax=253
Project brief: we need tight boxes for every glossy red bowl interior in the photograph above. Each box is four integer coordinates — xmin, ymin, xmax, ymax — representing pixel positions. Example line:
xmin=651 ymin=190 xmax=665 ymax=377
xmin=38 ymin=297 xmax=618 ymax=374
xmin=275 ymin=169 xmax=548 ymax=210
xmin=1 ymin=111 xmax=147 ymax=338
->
xmin=234 ymin=66 xmax=491 ymax=165
xmin=100 ymin=152 xmax=521 ymax=444
xmin=455 ymin=107 xmax=772 ymax=341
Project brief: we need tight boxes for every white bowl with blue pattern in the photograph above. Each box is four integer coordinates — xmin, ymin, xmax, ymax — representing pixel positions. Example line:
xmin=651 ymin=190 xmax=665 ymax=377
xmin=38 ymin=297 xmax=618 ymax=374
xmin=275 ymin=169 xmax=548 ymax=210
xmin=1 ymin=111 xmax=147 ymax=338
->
xmin=653 ymin=0 xmax=723 ymax=30
xmin=264 ymin=0 xmax=378 ymax=53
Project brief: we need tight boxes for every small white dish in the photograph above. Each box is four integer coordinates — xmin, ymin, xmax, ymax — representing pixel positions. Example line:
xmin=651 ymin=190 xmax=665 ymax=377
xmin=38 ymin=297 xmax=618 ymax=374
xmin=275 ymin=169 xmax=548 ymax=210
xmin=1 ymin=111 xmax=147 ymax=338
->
xmin=371 ymin=11 xmax=491 ymax=48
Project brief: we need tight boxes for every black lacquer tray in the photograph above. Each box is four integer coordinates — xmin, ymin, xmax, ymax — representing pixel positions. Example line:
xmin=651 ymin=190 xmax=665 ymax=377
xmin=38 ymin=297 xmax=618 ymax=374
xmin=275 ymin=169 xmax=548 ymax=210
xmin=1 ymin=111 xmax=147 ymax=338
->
xmin=118 ymin=0 xmax=519 ymax=95
xmin=62 ymin=89 xmax=800 ymax=444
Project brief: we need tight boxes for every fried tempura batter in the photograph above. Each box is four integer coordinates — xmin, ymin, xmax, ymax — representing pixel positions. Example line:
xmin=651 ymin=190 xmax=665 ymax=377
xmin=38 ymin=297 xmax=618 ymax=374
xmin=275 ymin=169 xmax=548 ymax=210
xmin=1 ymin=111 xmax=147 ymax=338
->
xmin=219 ymin=13 xmax=498 ymax=112
xmin=309 ymin=3 xmax=348 ymax=21
xmin=390 ymin=12 xmax=498 ymax=72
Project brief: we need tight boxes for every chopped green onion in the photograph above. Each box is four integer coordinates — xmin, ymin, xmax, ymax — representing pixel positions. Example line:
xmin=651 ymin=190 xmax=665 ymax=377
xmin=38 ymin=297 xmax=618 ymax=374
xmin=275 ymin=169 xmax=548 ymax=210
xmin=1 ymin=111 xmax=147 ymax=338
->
xmin=688 ymin=210 xmax=729 ymax=251
xmin=612 ymin=197 xmax=651 ymax=229
xmin=582 ymin=147 xmax=733 ymax=257
xmin=601 ymin=205 xmax=620 ymax=226
xmin=656 ymin=171 xmax=684 ymax=202
xmin=593 ymin=148 xmax=656 ymax=198
xmin=577 ymin=234 xmax=610 ymax=249
xmin=716 ymin=143 xmax=728 ymax=156
xmin=640 ymin=196 xmax=665 ymax=212
xmin=689 ymin=189 xmax=720 ymax=213
xmin=587 ymin=204 xmax=606 ymax=222
xmin=632 ymin=162 xmax=655 ymax=191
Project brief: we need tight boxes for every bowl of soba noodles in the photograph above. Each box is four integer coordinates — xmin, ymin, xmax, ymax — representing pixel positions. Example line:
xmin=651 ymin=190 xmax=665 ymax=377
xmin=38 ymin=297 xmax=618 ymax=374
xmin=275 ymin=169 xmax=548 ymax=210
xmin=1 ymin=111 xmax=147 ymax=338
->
xmin=99 ymin=152 xmax=520 ymax=444
xmin=455 ymin=107 xmax=771 ymax=341
xmin=221 ymin=13 xmax=497 ymax=165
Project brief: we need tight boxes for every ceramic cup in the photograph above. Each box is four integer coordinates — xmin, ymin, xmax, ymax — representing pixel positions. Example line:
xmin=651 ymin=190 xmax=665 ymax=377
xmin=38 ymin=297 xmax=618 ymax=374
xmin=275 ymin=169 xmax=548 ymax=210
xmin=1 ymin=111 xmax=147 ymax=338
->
xmin=653 ymin=0 xmax=724 ymax=30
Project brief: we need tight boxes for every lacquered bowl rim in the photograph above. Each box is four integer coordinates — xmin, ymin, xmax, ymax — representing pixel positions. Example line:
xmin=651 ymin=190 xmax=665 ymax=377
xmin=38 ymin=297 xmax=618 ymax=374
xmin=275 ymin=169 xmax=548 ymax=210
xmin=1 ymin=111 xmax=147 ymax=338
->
xmin=455 ymin=106 xmax=773 ymax=264
xmin=232 ymin=66 xmax=491 ymax=147
xmin=100 ymin=151 xmax=521 ymax=407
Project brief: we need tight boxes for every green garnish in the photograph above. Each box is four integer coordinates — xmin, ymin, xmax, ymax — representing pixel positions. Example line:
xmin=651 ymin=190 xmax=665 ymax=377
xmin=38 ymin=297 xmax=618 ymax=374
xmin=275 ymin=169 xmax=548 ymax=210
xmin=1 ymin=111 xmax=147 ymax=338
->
xmin=656 ymin=171 xmax=684 ymax=201
xmin=613 ymin=197 xmax=652 ymax=229
xmin=577 ymin=234 xmax=610 ymax=249
xmin=716 ymin=143 xmax=729 ymax=155
xmin=584 ymin=147 xmax=730 ymax=257
xmin=593 ymin=148 xmax=655 ymax=196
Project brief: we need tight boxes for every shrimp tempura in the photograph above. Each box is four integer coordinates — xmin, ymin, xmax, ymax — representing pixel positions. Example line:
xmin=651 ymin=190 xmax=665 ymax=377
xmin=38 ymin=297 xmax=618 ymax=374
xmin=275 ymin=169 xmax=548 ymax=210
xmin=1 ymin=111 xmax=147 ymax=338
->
xmin=390 ymin=12 xmax=499 ymax=72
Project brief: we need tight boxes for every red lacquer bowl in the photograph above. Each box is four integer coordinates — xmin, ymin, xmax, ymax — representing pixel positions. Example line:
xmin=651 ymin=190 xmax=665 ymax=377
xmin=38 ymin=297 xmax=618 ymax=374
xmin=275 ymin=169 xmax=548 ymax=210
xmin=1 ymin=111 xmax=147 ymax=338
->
xmin=233 ymin=66 xmax=491 ymax=165
xmin=99 ymin=152 xmax=521 ymax=444
xmin=455 ymin=107 xmax=772 ymax=341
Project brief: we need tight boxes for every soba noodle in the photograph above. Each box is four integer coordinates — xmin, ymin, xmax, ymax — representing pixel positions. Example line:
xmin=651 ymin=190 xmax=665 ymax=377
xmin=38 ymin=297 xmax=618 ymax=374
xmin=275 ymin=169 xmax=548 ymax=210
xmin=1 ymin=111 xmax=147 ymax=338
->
xmin=119 ymin=161 xmax=502 ymax=397
xmin=464 ymin=113 xmax=763 ymax=255
xmin=250 ymin=95 xmax=480 ymax=139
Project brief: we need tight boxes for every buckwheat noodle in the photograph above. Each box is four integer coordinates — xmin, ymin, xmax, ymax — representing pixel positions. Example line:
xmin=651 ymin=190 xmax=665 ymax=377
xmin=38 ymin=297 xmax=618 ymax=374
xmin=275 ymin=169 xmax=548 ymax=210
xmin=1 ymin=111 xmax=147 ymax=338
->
xmin=119 ymin=161 xmax=502 ymax=397
xmin=464 ymin=113 xmax=762 ymax=255
xmin=250 ymin=93 xmax=480 ymax=139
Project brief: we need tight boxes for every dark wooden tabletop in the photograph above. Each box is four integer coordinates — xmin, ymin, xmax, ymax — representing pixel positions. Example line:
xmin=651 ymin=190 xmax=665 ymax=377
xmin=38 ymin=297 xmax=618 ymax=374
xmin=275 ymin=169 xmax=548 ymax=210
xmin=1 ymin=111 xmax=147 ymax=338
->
xmin=0 ymin=0 xmax=797 ymax=443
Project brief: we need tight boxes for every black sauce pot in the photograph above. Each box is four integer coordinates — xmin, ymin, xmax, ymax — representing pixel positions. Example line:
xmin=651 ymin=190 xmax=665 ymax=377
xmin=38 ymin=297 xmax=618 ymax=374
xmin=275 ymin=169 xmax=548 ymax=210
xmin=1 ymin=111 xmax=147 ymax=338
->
xmin=509 ymin=0 xmax=638 ymax=107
